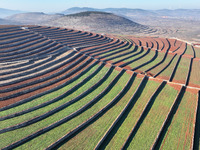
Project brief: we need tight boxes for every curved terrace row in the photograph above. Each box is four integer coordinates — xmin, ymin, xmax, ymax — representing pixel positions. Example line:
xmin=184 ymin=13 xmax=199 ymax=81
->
xmin=0 ymin=25 xmax=199 ymax=150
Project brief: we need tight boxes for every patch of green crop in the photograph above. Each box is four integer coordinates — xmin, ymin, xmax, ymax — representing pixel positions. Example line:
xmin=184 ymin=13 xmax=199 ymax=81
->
xmin=159 ymin=55 xmax=179 ymax=79
xmin=58 ymin=73 xmax=132 ymax=150
xmin=0 ymin=65 xmax=109 ymax=129
xmin=0 ymin=63 xmax=99 ymax=117
xmin=111 ymin=47 xmax=142 ymax=63
xmin=139 ymin=52 xmax=165 ymax=72
xmin=173 ymin=57 xmax=190 ymax=82
xmin=150 ymin=54 xmax=174 ymax=75
xmin=105 ymin=79 xmax=160 ymax=150
xmin=195 ymin=47 xmax=200 ymax=59
xmin=97 ymin=44 xmax=132 ymax=58
xmin=128 ymin=50 xmax=156 ymax=69
xmin=0 ymin=68 xmax=119 ymax=149
xmin=184 ymin=44 xmax=194 ymax=57
xmin=14 ymin=71 xmax=129 ymax=150
xmin=189 ymin=60 xmax=200 ymax=86
xmin=127 ymin=84 xmax=179 ymax=149
xmin=160 ymin=91 xmax=197 ymax=150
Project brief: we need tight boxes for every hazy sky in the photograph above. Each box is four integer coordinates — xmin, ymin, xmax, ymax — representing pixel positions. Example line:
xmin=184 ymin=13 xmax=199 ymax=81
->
xmin=0 ymin=0 xmax=199 ymax=12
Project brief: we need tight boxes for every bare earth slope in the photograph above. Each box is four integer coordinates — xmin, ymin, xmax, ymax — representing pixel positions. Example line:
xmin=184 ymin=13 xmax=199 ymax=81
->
xmin=42 ymin=11 xmax=150 ymax=34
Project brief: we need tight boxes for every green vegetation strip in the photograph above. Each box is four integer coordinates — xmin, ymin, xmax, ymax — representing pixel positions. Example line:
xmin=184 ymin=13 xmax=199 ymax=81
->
xmin=95 ymin=44 xmax=132 ymax=58
xmin=105 ymin=79 xmax=160 ymax=150
xmin=0 ymin=67 xmax=118 ymax=149
xmin=0 ymin=62 xmax=102 ymax=120
xmin=84 ymin=41 xmax=122 ymax=54
xmin=0 ymin=64 xmax=111 ymax=130
xmin=110 ymin=47 xmax=143 ymax=63
xmin=126 ymin=83 xmax=179 ymax=149
xmin=159 ymin=54 xmax=179 ymax=79
xmin=94 ymin=75 xmax=145 ymax=150
xmin=149 ymin=54 xmax=175 ymax=75
xmin=99 ymin=44 xmax=134 ymax=60
xmin=0 ymin=59 xmax=96 ymax=115
xmin=189 ymin=60 xmax=200 ymax=86
xmin=160 ymin=90 xmax=197 ymax=150
xmin=128 ymin=50 xmax=156 ymax=68
xmin=89 ymin=41 xmax=128 ymax=55
xmin=184 ymin=44 xmax=195 ymax=57
xmin=173 ymin=56 xmax=191 ymax=82
xmin=100 ymin=45 xmax=135 ymax=61
xmin=139 ymin=51 xmax=166 ymax=72
xmin=7 ymin=70 xmax=128 ymax=150
xmin=194 ymin=47 xmax=200 ymax=59
xmin=119 ymin=48 xmax=150 ymax=68
xmin=52 ymin=73 xmax=132 ymax=150
xmin=80 ymin=40 xmax=118 ymax=53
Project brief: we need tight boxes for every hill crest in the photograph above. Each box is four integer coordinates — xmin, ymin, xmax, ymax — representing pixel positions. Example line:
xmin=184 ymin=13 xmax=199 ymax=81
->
xmin=43 ymin=11 xmax=148 ymax=34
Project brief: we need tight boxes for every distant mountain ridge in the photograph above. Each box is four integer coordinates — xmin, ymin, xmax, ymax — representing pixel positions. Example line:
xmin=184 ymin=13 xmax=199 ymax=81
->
xmin=0 ymin=8 xmax=24 ymax=18
xmin=1 ymin=7 xmax=200 ymax=21
xmin=62 ymin=7 xmax=200 ymax=21
xmin=0 ymin=7 xmax=199 ymax=43
xmin=6 ymin=12 xmax=64 ymax=24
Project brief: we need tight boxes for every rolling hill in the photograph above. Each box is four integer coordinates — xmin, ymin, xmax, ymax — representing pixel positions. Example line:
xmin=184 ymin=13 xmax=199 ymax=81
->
xmin=0 ymin=25 xmax=199 ymax=149
xmin=42 ymin=11 xmax=150 ymax=34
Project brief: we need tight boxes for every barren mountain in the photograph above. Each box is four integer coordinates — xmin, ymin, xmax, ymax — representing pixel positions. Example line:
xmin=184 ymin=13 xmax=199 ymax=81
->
xmin=42 ymin=11 xmax=150 ymax=34
xmin=6 ymin=12 xmax=64 ymax=24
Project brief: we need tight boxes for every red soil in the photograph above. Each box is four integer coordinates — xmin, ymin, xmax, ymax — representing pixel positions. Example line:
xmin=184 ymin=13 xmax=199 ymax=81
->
xmin=0 ymin=55 xmax=81 ymax=91
xmin=167 ymin=82 xmax=182 ymax=91
xmin=123 ymin=66 xmax=133 ymax=71
xmin=148 ymin=77 xmax=163 ymax=83
xmin=172 ymin=79 xmax=186 ymax=85
xmin=115 ymin=66 xmax=123 ymax=72
xmin=186 ymin=87 xmax=199 ymax=94
xmin=79 ymin=39 xmax=118 ymax=52
xmin=105 ymin=63 xmax=112 ymax=67
xmin=126 ymin=70 xmax=134 ymax=75
xmin=0 ymin=59 xmax=97 ymax=108
xmin=156 ymin=75 xmax=169 ymax=81
xmin=182 ymin=54 xmax=194 ymax=58
xmin=187 ymin=82 xmax=200 ymax=89
xmin=90 ymin=41 xmax=128 ymax=57
xmin=193 ymin=58 xmax=200 ymax=61
xmin=136 ymin=73 xmax=145 ymax=79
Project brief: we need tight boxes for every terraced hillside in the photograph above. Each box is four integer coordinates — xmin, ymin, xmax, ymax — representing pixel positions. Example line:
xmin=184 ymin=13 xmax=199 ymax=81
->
xmin=0 ymin=25 xmax=200 ymax=150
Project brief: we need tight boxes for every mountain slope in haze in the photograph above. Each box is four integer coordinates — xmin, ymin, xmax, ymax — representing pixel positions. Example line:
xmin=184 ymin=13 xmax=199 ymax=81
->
xmin=43 ymin=11 xmax=149 ymax=34
xmin=62 ymin=7 xmax=200 ymax=21
xmin=0 ymin=8 xmax=24 ymax=18
xmin=63 ymin=7 xmax=97 ymax=15
xmin=0 ymin=18 xmax=22 ymax=25
xmin=60 ymin=8 xmax=200 ymax=43
xmin=6 ymin=12 xmax=64 ymax=24
xmin=62 ymin=7 xmax=154 ymax=16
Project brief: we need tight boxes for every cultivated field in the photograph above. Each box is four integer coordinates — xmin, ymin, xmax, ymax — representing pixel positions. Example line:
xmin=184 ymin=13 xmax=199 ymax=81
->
xmin=0 ymin=25 xmax=199 ymax=150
